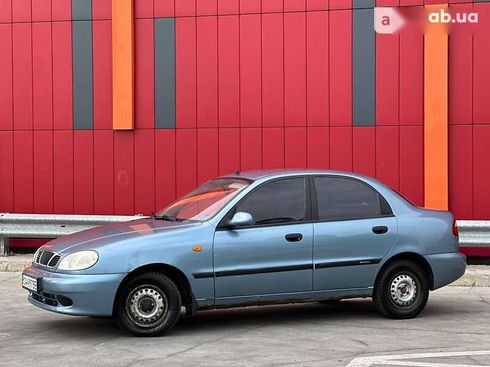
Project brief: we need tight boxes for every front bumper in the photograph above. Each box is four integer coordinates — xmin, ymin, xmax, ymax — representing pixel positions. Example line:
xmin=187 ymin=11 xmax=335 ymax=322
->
xmin=22 ymin=266 xmax=126 ymax=316
xmin=425 ymin=252 xmax=467 ymax=290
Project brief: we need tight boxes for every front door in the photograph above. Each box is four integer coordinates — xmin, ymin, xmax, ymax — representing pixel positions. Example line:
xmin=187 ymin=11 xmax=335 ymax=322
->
xmin=213 ymin=177 xmax=314 ymax=300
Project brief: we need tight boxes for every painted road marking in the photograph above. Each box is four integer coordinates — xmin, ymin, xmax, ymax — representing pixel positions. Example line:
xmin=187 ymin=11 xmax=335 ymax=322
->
xmin=347 ymin=350 xmax=490 ymax=366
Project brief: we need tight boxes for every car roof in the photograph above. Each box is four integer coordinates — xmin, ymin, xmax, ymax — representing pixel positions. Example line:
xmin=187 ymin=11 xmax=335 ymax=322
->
xmin=220 ymin=169 xmax=374 ymax=182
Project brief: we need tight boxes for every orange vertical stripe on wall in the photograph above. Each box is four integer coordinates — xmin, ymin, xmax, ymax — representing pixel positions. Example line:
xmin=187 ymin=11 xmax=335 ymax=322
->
xmin=112 ymin=0 xmax=134 ymax=130
xmin=424 ymin=4 xmax=448 ymax=210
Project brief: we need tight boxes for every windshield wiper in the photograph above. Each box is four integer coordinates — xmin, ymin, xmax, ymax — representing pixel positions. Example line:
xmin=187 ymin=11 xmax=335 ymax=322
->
xmin=152 ymin=213 xmax=185 ymax=222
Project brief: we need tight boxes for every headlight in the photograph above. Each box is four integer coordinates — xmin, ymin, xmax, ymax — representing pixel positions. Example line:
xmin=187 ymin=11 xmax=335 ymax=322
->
xmin=58 ymin=251 xmax=99 ymax=271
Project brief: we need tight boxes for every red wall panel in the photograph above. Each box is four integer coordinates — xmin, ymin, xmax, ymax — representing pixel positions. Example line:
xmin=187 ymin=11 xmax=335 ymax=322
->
xmin=307 ymin=0 xmax=329 ymax=11
xmin=399 ymin=22 xmax=423 ymax=125
xmin=448 ymin=4 xmax=473 ymax=125
xmin=155 ymin=130 xmax=176 ymax=208
xmin=473 ymin=3 xmax=490 ymax=124
xmin=32 ymin=22 xmax=53 ymax=130
xmin=285 ymin=0 xmax=305 ymax=11
xmin=52 ymin=0 xmax=71 ymax=21
xmin=262 ymin=127 xmax=284 ymax=169
xmin=376 ymin=127 xmax=400 ymax=191
xmin=175 ymin=0 xmax=195 ymax=16
xmin=197 ymin=0 xmax=217 ymax=16
xmin=262 ymin=13 xmax=284 ymax=127
xmin=376 ymin=34 xmax=399 ymax=125
xmin=155 ymin=0 xmax=175 ymax=17
xmin=262 ymin=0 xmax=283 ymax=13
xmin=240 ymin=14 xmax=261 ymax=127
xmin=240 ymin=128 xmax=262 ymax=170
xmin=329 ymin=10 xmax=351 ymax=126
xmin=473 ymin=125 xmax=490 ymax=219
xmin=329 ymin=127 xmax=352 ymax=171
xmin=240 ymin=0 xmax=260 ymax=14
xmin=307 ymin=127 xmax=329 ymax=169
xmin=196 ymin=17 xmax=218 ymax=127
xmin=0 ymin=0 xmax=11 ymax=22
xmin=176 ymin=17 xmax=197 ymax=128
xmin=176 ymin=129 xmax=197 ymax=197
xmin=53 ymin=131 xmax=73 ymax=214
xmin=197 ymin=128 xmax=218 ymax=184
xmin=74 ymin=131 xmax=94 ymax=214
xmin=114 ymin=132 xmax=135 ymax=215
xmin=12 ymin=0 xmax=30 ymax=22
xmin=449 ymin=126 xmax=472 ymax=219
xmin=92 ymin=0 xmax=111 ymax=19
xmin=400 ymin=126 xmax=424 ymax=207
xmin=285 ymin=127 xmax=307 ymax=168
xmin=219 ymin=128 xmax=240 ymax=174
xmin=33 ymin=131 xmax=53 ymax=213
xmin=135 ymin=129 xmax=155 ymax=215
xmin=135 ymin=19 xmax=155 ymax=129
xmin=284 ymin=12 xmax=306 ymax=127
xmin=13 ymin=131 xmax=33 ymax=213
xmin=52 ymin=21 xmax=73 ymax=130
xmin=353 ymin=127 xmax=375 ymax=177
xmin=93 ymin=20 xmax=113 ymax=130
xmin=13 ymin=23 xmax=32 ymax=130
xmin=94 ymin=130 xmax=114 ymax=214
xmin=135 ymin=0 xmax=153 ymax=18
xmin=306 ymin=11 xmax=329 ymax=126
xmin=218 ymin=0 xmax=238 ymax=14
xmin=0 ymin=24 xmax=12 ymax=130
xmin=218 ymin=15 xmax=240 ymax=127
xmin=32 ymin=0 xmax=51 ymax=21
xmin=0 ymin=132 xmax=14 ymax=212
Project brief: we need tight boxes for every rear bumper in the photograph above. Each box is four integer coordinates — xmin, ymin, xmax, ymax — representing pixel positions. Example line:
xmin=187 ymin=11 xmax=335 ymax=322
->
xmin=22 ymin=266 xmax=126 ymax=316
xmin=425 ymin=252 xmax=467 ymax=290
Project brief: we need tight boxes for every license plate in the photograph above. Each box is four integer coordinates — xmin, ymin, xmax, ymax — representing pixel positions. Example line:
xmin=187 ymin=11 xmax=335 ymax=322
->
xmin=22 ymin=274 xmax=38 ymax=293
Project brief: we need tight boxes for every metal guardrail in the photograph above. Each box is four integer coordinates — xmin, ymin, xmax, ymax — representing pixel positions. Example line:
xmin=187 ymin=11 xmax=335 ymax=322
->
xmin=0 ymin=213 xmax=146 ymax=256
xmin=457 ymin=220 xmax=490 ymax=248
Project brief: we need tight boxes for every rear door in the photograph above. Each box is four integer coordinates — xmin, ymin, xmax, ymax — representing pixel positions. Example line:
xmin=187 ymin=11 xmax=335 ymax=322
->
xmin=312 ymin=176 xmax=397 ymax=290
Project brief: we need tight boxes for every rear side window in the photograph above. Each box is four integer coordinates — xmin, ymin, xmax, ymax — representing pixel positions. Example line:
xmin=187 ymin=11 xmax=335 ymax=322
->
xmin=314 ymin=177 xmax=390 ymax=221
xmin=235 ymin=178 xmax=306 ymax=226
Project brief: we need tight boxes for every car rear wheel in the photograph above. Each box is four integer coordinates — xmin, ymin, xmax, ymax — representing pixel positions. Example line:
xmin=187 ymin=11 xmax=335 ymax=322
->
xmin=373 ymin=260 xmax=429 ymax=319
xmin=115 ymin=272 xmax=181 ymax=337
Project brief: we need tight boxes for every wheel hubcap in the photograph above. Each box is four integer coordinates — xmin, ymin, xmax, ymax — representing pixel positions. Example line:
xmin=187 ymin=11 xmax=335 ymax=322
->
xmin=126 ymin=285 xmax=168 ymax=328
xmin=390 ymin=274 xmax=417 ymax=306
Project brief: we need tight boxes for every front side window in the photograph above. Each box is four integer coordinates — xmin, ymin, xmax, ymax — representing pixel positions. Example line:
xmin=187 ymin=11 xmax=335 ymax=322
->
xmin=314 ymin=177 xmax=387 ymax=221
xmin=156 ymin=178 xmax=250 ymax=222
xmin=235 ymin=178 xmax=306 ymax=226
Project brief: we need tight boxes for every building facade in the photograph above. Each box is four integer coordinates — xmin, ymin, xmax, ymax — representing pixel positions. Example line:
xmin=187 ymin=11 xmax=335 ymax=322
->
xmin=0 ymin=0 xmax=489 ymax=226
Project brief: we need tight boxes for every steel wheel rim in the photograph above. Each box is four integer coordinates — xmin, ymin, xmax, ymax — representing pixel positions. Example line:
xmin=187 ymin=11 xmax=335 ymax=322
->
xmin=389 ymin=274 xmax=417 ymax=307
xmin=126 ymin=285 xmax=168 ymax=328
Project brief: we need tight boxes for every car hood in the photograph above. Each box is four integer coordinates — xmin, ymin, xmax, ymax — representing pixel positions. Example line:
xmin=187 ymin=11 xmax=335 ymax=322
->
xmin=42 ymin=218 xmax=201 ymax=254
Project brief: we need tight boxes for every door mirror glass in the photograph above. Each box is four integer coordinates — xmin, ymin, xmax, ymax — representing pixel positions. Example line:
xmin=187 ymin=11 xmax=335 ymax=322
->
xmin=228 ymin=212 xmax=254 ymax=228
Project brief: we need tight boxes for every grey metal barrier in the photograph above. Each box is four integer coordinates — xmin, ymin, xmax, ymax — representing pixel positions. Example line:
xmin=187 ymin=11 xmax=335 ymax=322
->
xmin=457 ymin=220 xmax=490 ymax=248
xmin=0 ymin=213 xmax=146 ymax=256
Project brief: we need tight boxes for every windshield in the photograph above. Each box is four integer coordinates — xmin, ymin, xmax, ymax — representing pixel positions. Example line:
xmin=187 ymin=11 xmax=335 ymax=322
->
xmin=155 ymin=178 xmax=251 ymax=222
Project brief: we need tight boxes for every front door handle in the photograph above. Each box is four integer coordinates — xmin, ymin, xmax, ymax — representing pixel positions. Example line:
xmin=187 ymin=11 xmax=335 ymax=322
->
xmin=285 ymin=233 xmax=303 ymax=242
xmin=372 ymin=226 xmax=388 ymax=235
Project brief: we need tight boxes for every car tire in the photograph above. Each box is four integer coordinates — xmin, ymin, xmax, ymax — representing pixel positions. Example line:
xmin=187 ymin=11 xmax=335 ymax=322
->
xmin=373 ymin=260 xmax=429 ymax=319
xmin=115 ymin=272 xmax=182 ymax=337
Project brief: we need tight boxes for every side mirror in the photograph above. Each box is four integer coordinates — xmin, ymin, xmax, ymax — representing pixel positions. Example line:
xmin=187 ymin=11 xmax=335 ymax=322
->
xmin=228 ymin=212 xmax=254 ymax=228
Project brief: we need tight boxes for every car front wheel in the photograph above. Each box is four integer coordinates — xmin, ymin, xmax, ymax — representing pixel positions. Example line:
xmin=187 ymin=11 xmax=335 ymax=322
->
xmin=373 ymin=260 xmax=429 ymax=319
xmin=115 ymin=272 xmax=182 ymax=337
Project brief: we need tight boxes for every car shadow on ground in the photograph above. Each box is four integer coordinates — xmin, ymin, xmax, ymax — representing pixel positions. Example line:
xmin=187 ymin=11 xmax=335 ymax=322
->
xmin=33 ymin=298 xmax=456 ymax=339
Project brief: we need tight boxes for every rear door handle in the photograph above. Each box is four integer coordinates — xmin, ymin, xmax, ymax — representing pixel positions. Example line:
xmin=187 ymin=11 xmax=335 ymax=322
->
xmin=372 ymin=226 xmax=388 ymax=235
xmin=285 ymin=233 xmax=303 ymax=242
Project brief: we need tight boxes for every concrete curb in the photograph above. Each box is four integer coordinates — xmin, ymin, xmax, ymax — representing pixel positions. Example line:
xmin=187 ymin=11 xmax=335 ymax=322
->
xmin=1 ymin=255 xmax=489 ymax=286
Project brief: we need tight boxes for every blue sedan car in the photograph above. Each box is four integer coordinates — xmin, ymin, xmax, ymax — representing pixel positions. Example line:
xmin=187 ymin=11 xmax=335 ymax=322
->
xmin=22 ymin=170 xmax=466 ymax=336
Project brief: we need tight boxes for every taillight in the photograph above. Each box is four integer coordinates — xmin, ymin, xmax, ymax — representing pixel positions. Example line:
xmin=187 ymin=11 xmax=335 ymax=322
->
xmin=453 ymin=220 xmax=459 ymax=237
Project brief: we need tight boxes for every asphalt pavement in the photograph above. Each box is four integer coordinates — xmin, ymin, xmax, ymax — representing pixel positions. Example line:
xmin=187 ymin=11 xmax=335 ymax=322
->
xmin=0 ymin=272 xmax=489 ymax=367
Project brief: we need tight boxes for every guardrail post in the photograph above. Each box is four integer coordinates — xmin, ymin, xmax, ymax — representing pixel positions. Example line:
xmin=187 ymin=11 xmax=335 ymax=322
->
xmin=0 ymin=236 xmax=9 ymax=256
